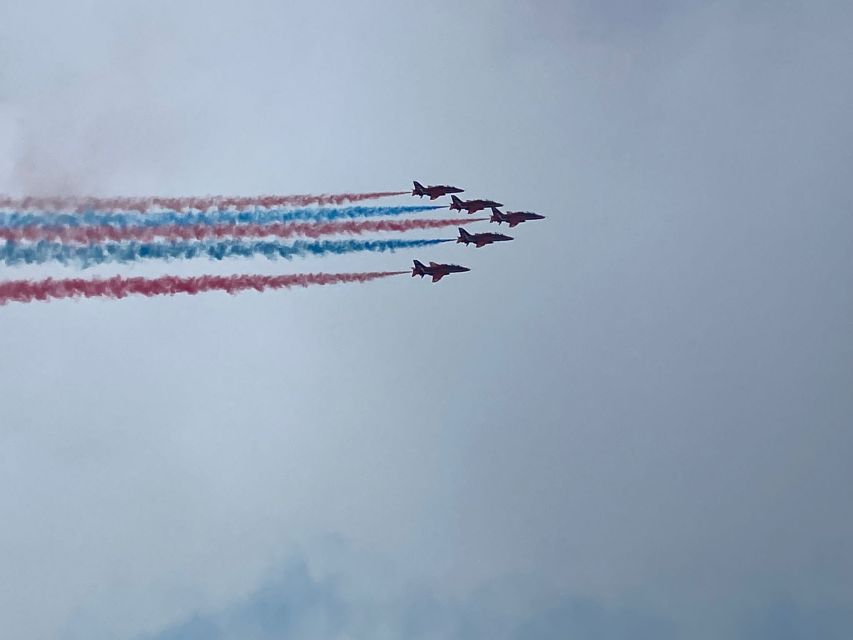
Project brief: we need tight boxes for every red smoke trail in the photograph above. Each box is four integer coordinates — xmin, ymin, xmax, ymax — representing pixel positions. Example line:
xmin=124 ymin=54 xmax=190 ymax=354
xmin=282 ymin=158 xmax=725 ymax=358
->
xmin=0 ymin=218 xmax=486 ymax=244
xmin=0 ymin=272 xmax=408 ymax=305
xmin=0 ymin=192 xmax=409 ymax=212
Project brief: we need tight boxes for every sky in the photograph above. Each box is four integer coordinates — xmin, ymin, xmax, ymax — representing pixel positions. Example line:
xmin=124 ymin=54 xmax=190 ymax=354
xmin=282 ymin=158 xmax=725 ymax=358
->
xmin=1 ymin=1 xmax=852 ymax=638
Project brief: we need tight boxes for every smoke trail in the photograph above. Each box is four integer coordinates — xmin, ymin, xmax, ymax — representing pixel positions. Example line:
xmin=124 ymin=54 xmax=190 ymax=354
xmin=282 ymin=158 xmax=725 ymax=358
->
xmin=0 ymin=238 xmax=452 ymax=267
xmin=0 ymin=205 xmax=443 ymax=229
xmin=0 ymin=218 xmax=486 ymax=244
xmin=0 ymin=191 xmax=409 ymax=212
xmin=0 ymin=271 xmax=409 ymax=305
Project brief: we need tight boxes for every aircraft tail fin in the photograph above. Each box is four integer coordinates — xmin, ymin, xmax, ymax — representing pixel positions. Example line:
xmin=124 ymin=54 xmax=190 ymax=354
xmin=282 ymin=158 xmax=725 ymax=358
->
xmin=450 ymin=195 xmax=463 ymax=210
xmin=457 ymin=227 xmax=473 ymax=243
xmin=489 ymin=207 xmax=503 ymax=223
xmin=412 ymin=259 xmax=426 ymax=276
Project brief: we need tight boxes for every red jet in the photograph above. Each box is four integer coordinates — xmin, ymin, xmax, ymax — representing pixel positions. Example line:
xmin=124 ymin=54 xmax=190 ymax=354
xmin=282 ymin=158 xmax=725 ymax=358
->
xmin=456 ymin=227 xmax=513 ymax=248
xmin=411 ymin=260 xmax=471 ymax=282
xmin=411 ymin=181 xmax=464 ymax=200
xmin=449 ymin=194 xmax=503 ymax=215
xmin=489 ymin=207 xmax=546 ymax=227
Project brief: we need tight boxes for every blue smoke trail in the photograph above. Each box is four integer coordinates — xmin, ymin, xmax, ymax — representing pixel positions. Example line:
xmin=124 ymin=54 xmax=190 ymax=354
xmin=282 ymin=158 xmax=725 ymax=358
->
xmin=0 ymin=238 xmax=452 ymax=268
xmin=0 ymin=205 xmax=443 ymax=229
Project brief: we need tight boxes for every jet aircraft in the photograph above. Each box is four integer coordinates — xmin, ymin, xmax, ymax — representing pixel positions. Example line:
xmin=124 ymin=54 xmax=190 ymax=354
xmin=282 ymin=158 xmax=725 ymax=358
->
xmin=411 ymin=260 xmax=471 ymax=282
xmin=456 ymin=227 xmax=513 ymax=248
xmin=449 ymin=195 xmax=503 ymax=214
xmin=489 ymin=207 xmax=546 ymax=227
xmin=411 ymin=181 xmax=464 ymax=200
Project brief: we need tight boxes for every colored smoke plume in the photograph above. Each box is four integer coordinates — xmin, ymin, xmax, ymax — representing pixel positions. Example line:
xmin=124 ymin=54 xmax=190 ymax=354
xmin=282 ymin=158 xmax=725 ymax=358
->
xmin=0 ymin=272 xmax=408 ymax=305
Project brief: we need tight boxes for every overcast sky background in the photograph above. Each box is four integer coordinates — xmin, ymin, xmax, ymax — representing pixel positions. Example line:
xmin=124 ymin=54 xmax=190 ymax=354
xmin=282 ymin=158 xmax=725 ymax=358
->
xmin=1 ymin=1 xmax=852 ymax=638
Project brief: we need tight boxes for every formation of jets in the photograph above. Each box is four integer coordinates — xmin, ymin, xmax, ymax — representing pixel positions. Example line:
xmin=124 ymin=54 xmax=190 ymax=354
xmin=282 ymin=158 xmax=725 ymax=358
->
xmin=410 ymin=180 xmax=545 ymax=282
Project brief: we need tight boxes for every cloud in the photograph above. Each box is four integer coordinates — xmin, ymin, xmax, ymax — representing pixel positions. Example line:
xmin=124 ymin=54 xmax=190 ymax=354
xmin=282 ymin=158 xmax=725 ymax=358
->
xmin=138 ymin=552 xmax=853 ymax=640
xmin=137 ymin=551 xmax=675 ymax=640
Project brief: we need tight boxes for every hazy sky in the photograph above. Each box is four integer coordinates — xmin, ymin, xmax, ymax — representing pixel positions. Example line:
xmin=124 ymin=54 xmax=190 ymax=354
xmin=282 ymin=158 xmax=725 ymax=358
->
xmin=1 ymin=1 xmax=852 ymax=638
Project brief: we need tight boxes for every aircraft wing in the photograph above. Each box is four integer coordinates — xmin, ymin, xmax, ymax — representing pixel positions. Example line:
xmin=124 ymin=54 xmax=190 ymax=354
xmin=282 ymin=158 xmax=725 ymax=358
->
xmin=432 ymin=274 xmax=444 ymax=282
